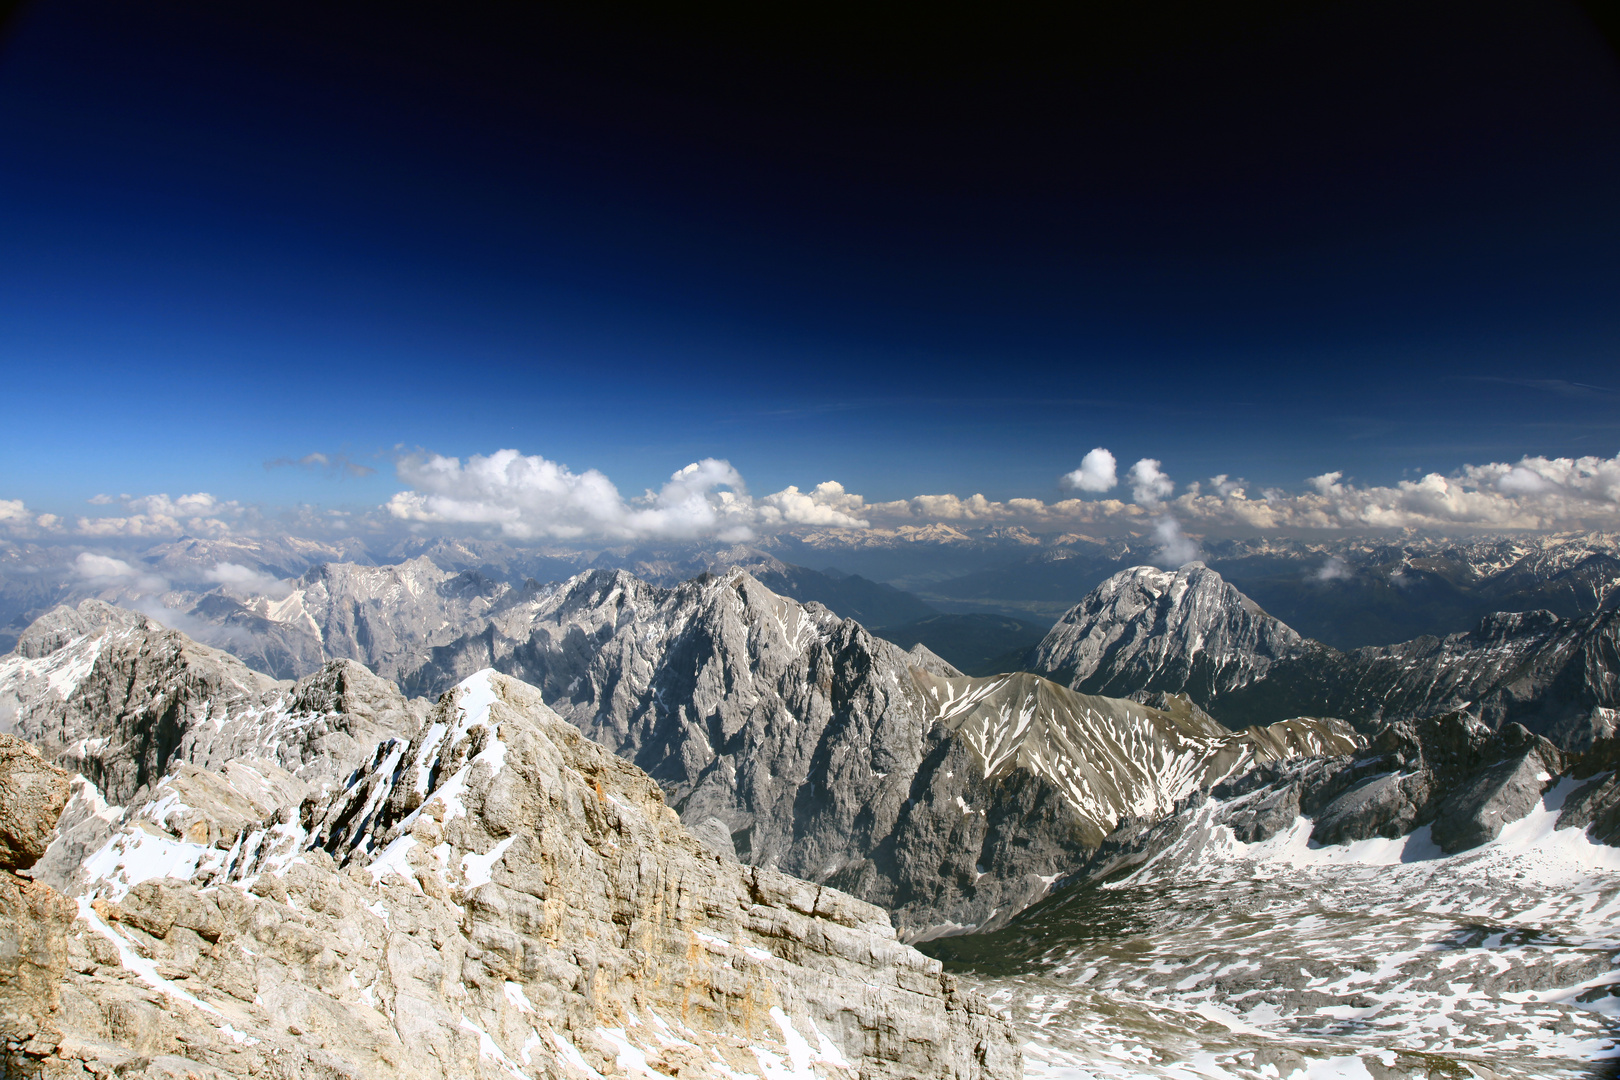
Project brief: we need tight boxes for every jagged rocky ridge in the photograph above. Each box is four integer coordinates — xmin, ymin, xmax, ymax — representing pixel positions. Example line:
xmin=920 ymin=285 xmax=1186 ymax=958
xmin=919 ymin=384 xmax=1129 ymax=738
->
xmin=1217 ymin=606 xmax=1620 ymax=750
xmin=6 ymin=582 xmax=1357 ymax=940
xmin=376 ymin=570 xmax=1355 ymax=935
xmin=41 ymin=546 xmax=934 ymax=684
xmin=3 ymin=648 xmax=1021 ymax=1077
xmin=0 ymin=599 xmax=422 ymax=806
xmin=1028 ymin=563 xmax=1620 ymax=750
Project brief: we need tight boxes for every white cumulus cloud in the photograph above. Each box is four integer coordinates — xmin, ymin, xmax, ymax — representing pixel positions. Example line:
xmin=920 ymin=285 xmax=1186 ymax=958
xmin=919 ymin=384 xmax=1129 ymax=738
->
xmin=759 ymin=482 xmax=871 ymax=528
xmin=1063 ymin=448 xmax=1118 ymax=493
xmin=0 ymin=499 xmax=61 ymax=535
xmin=387 ymin=450 xmax=775 ymax=541
xmin=1127 ymin=458 xmax=1174 ymax=505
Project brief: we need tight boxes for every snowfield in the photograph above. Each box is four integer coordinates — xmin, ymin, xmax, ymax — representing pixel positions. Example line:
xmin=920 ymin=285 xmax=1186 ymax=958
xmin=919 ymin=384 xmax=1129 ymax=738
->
xmin=948 ymin=779 xmax=1620 ymax=1078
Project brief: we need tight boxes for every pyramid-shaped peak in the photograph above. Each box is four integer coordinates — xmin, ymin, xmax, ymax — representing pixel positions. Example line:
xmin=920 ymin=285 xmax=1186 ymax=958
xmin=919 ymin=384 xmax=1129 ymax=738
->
xmin=1028 ymin=562 xmax=1303 ymax=706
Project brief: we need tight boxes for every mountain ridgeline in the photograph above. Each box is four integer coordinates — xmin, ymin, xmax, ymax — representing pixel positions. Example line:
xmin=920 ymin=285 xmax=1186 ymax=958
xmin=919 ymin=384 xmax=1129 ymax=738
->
xmin=5 ymin=571 xmax=1356 ymax=940
xmin=1025 ymin=562 xmax=1620 ymax=751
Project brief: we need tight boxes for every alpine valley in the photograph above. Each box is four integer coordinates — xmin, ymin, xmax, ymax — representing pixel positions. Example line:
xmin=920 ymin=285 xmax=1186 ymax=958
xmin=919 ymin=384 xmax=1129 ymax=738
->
xmin=2 ymin=531 xmax=1619 ymax=1078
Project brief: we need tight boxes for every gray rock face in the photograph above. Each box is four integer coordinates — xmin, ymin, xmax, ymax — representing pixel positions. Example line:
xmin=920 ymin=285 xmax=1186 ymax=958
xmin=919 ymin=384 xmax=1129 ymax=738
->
xmin=16 ymin=669 xmax=1020 ymax=1080
xmin=1555 ymin=734 xmax=1620 ymax=845
xmin=0 ymin=732 xmax=70 ymax=871
xmin=384 ymin=570 xmax=1354 ymax=936
xmin=1293 ymin=713 xmax=1563 ymax=853
xmin=1029 ymin=564 xmax=1620 ymax=752
xmin=1072 ymin=711 xmax=1572 ymax=891
xmin=0 ymin=602 xmax=429 ymax=810
xmin=1221 ymin=607 xmax=1620 ymax=750
xmin=1027 ymin=563 xmax=1305 ymax=703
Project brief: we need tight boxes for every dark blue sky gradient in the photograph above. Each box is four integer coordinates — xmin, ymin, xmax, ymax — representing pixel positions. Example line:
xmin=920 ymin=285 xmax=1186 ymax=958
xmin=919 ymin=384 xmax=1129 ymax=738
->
xmin=3 ymin=0 xmax=1619 ymax=515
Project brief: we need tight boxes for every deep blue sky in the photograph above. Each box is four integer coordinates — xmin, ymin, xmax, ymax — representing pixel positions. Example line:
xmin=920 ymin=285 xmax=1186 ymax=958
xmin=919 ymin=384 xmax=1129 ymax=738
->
xmin=3 ymin=0 xmax=1619 ymax=520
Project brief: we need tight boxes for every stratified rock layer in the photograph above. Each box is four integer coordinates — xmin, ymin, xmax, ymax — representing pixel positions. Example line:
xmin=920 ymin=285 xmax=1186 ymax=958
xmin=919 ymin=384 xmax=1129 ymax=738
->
xmin=0 ymin=732 xmax=70 ymax=870
xmin=9 ymin=662 xmax=1020 ymax=1080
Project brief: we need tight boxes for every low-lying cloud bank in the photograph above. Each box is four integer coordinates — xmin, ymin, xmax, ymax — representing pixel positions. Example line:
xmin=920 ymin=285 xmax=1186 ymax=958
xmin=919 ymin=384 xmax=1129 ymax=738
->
xmin=380 ymin=448 xmax=1620 ymax=540
xmin=6 ymin=449 xmax=1620 ymax=544
xmin=383 ymin=450 xmax=870 ymax=541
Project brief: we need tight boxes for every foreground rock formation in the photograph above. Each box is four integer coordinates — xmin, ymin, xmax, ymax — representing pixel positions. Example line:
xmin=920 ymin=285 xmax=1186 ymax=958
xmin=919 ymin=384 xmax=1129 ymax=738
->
xmin=2 ymin=643 xmax=1021 ymax=1078
xmin=0 ymin=734 xmax=75 ymax=1057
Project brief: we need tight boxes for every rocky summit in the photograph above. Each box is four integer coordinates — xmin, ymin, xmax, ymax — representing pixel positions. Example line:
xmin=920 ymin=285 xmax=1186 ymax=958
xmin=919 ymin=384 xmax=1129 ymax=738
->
xmin=1025 ymin=563 xmax=1305 ymax=704
xmin=1030 ymin=563 xmax=1620 ymax=750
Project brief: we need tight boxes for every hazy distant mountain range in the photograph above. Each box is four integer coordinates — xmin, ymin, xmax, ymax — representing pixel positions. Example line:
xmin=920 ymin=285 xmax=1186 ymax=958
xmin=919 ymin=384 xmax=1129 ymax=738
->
xmin=6 ymin=528 xmax=1617 ymax=660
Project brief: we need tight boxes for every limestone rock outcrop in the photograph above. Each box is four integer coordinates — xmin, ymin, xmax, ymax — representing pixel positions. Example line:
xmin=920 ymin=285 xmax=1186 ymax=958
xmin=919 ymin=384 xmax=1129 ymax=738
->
xmin=0 ymin=732 xmax=70 ymax=871
xmin=0 ymin=728 xmax=76 ymax=1056
xmin=7 ymin=662 xmax=1020 ymax=1079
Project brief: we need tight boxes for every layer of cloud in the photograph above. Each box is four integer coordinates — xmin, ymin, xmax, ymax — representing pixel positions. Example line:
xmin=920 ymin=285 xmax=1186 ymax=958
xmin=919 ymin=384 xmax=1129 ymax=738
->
xmin=15 ymin=449 xmax=1620 ymax=550
xmin=74 ymin=492 xmax=244 ymax=539
xmin=1167 ymin=453 xmax=1620 ymax=532
xmin=378 ymin=447 xmax=1620 ymax=541
xmin=387 ymin=450 xmax=770 ymax=541
xmin=266 ymin=452 xmax=377 ymax=479
xmin=1063 ymin=448 xmax=1118 ymax=493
